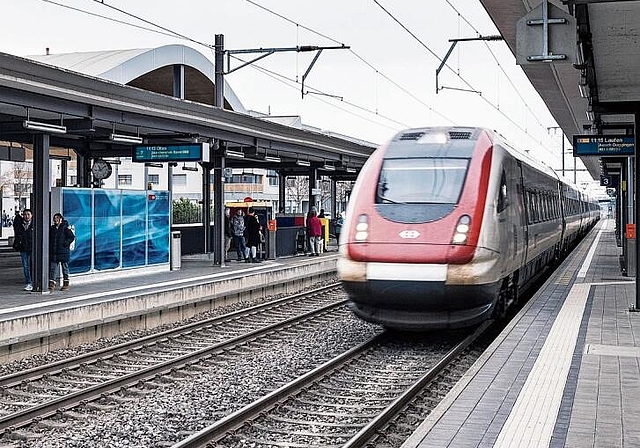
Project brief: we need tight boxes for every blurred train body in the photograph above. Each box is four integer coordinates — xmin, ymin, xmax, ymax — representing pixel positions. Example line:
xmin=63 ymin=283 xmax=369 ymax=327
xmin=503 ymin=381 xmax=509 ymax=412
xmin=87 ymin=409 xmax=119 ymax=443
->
xmin=338 ymin=127 xmax=599 ymax=330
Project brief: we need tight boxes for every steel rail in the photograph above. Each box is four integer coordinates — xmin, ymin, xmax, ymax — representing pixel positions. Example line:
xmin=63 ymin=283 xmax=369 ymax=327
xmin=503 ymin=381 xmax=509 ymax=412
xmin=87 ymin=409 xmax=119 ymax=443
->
xmin=173 ymin=321 xmax=492 ymax=448
xmin=171 ymin=334 xmax=385 ymax=448
xmin=0 ymin=283 xmax=341 ymax=388
xmin=342 ymin=320 xmax=493 ymax=447
xmin=0 ymin=296 xmax=347 ymax=433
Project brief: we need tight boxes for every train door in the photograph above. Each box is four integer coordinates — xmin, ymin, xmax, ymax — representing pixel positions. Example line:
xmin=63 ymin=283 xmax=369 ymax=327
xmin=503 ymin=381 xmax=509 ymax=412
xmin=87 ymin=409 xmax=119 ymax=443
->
xmin=516 ymin=160 xmax=528 ymax=268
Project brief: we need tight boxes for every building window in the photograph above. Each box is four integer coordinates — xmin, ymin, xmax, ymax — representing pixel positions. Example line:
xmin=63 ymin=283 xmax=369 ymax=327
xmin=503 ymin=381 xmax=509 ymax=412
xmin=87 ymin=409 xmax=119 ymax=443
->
xmin=70 ymin=175 xmax=77 ymax=186
xmin=148 ymin=174 xmax=160 ymax=185
xmin=118 ymin=174 xmax=132 ymax=186
xmin=172 ymin=173 xmax=187 ymax=186
xmin=267 ymin=170 xmax=279 ymax=186
xmin=228 ymin=173 xmax=263 ymax=184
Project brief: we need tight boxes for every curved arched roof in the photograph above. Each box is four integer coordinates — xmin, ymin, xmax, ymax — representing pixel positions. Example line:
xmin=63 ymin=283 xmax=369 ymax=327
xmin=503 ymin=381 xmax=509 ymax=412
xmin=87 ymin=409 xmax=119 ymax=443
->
xmin=28 ymin=44 xmax=245 ymax=112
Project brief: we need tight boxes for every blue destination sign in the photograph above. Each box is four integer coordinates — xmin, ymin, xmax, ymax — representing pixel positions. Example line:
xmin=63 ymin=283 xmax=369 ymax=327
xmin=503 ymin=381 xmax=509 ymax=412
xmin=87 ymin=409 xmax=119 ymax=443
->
xmin=573 ymin=135 xmax=634 ymax=157
xmin=133 ymin=143 xmax=210 ymax=162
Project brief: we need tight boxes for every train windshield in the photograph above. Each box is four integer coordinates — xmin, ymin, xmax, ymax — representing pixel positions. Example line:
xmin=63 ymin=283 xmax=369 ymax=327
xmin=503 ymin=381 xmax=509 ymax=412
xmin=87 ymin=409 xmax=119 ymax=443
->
xmin=376 ymin=158 xmax=469 ymax=204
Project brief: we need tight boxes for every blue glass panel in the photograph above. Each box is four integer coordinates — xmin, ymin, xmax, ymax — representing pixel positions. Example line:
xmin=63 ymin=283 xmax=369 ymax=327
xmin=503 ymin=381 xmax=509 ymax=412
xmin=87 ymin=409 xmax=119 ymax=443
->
xmin=122 ymin=191 xmax=147 ymax=268
xmin=63 ymin=188 xmax=92 ymax=274
xmin=147 ymin=191 xmax=170 ymax=264
xmin=94 ymin=190 xmax=121 ymax=270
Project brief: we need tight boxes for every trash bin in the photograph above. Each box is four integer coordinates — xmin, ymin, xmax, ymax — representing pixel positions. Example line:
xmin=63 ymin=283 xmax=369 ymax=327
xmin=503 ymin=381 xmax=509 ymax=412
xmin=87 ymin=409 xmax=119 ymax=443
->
xmin=170 ymin=231 xmax=181 ymax=270
xmin=296 ymin=228 xmax=307 ymax=255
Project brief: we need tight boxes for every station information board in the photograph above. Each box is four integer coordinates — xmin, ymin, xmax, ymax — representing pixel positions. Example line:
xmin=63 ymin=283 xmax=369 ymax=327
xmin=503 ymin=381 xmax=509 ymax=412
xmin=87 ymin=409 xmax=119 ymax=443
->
xmin=133 ymin=143 xmax=210 ymax=162
xmin=573 ymin=135 xmax=634 ymax=156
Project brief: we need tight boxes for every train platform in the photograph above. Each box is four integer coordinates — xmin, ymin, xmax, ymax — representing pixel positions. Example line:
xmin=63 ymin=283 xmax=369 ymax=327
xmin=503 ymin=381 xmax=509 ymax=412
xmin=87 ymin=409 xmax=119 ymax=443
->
xmin=402 ymin=218 xmax=639 ymax=448
xmin=0 ymin=237 xmax=338 ymax=363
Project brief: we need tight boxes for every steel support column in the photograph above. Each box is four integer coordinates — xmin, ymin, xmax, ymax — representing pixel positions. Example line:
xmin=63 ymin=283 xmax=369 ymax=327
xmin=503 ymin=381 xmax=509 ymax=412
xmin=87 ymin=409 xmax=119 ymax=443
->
xmin=76 ymin=150 xmax=90 ymax=188
xmin=308 ymin=168 xmax=318 ymax=212
xmin=202 ymin=163 xmax=212 ymax=253
xmin=61 ymin=160 xmax=67 ymax=187
xmin=170 ymin=64 xmax=185 ymax=251
xmin=331 ymin=178 xmax=337 ymax=218
xmin=635 ymin=111 xmax=640 ymax=309
xmin=32 ymin=133 xmax=50 ymax=294
xmin=211 ymin=34 xmax=226 ymax=265
xmin=212 ymin=151 xmax=225 ymax=266
xmin=279 ymin=173 xmax=286 ymax=212
xmin=626 ymin=158 xmax=633 ymax=277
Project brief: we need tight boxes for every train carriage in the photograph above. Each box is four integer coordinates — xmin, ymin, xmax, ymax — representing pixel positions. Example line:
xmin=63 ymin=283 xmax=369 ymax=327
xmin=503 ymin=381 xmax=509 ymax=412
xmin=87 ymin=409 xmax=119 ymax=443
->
xmin=338 ymin=126 xmax=598 ymax=330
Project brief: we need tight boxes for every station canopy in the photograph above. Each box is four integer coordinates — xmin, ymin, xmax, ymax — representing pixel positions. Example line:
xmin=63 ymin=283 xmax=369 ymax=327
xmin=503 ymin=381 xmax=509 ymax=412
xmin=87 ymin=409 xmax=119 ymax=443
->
xmin=481 ymin=0 xmax=640 ymax=182
xmin=0 ymin=44 xmax=376 ymax=177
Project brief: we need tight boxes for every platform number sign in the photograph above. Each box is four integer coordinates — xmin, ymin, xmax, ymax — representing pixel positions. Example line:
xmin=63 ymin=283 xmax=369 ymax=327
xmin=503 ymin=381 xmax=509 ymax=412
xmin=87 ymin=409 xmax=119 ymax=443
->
xmin=600 ymin=175 xmax=612 ymax=187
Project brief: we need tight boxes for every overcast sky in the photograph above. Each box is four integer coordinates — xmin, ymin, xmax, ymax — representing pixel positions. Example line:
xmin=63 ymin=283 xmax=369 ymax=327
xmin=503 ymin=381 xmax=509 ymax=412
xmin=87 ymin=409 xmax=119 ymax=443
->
xmin=2 ymin=0 xmax=591 ymax=183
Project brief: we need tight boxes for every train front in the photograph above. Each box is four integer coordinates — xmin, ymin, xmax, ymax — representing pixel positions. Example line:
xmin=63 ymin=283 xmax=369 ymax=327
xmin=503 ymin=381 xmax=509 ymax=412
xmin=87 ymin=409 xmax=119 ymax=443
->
xmin=338 ymin=127 xmax=501 ymax=330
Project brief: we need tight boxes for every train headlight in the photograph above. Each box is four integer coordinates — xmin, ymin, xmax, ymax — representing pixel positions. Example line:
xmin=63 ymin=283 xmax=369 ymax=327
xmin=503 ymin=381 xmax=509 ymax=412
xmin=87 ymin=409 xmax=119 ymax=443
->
xmin=452 ymin=214 xmax=471 ymax=245
xmin=355 ymin=214 xmax=369 ymax=241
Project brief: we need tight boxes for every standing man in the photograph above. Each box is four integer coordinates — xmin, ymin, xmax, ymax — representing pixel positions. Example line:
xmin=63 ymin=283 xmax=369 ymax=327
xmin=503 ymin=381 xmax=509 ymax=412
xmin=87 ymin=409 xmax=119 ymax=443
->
xmin=231 ymin=209 xmax=248 ymax=262
xmin=13 ymin=209 xmax=33 ymax=291
xmin=49 ymin=213 xmax=75 ymax=292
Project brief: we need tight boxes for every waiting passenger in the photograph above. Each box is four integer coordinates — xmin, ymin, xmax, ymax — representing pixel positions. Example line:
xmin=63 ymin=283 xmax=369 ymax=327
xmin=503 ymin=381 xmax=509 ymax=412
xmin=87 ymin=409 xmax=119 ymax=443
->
xmin=244 ymin=207 xmax=262 ymax=263
xmin=231 ymin=209 xmax=248 ymax=262
xmin=13 ymin=209 xmax=34 ymax=291
xmin=308 ymin=210 xmax=322 ymax=256
xmin=334 ymin=213 xmax=343 ymax=245
xmin=49 ymin=213 xmax=75 ymax=292
xmin=224 ymin=208 xmax=233 ymax=263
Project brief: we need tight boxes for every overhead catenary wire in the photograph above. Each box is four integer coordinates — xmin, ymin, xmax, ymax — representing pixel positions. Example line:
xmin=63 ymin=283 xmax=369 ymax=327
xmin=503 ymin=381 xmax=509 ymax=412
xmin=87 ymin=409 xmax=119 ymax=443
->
xmin=227 ymin=54 xmax=410 ymax=130
xmin=242 ymin=0 xmax=555 ymax=153
xmin=40 ymin=0 xmax=556 ymax=156
xmin=241 ymin=0 xmax=456 ymax=124
xmin=40 ymin=0 xmax=181 ymax=39
xmin=440 ymin=0 xmax=558 ymax=147
xmin=38 ymin=0 xmax=415 ymax=135
xmin=90 ymin=0 xmax=213 ymax=49
xmin=371 ymin=0 xmax=559 ymax=157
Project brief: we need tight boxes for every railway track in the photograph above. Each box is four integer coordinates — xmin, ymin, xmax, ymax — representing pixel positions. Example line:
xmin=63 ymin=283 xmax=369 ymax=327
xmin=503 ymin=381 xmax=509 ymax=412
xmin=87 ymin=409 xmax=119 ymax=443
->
xmin=174 ymin=321 xmax=492 ymax=448
xmin=0 ymin=284 xmax=346 ymax=436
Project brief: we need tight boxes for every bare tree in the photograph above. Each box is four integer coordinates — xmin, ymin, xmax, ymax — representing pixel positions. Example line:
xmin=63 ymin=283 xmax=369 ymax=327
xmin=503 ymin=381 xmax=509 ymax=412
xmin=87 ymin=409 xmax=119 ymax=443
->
xmin=0 ymin=171 xmax=11 ymax=196
xmin=336 ymin=181 xmax=354 ymax=214
xmin=284 ymin=176 xmax=308 ymax=213
xmin=13 ymin=162 xmax=32 ymax=210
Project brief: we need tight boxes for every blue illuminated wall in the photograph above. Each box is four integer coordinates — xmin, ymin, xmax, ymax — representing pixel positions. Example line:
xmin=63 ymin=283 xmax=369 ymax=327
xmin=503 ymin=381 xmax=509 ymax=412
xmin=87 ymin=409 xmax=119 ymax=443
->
xmin=52 ymin=188 xmax=169 ymax=274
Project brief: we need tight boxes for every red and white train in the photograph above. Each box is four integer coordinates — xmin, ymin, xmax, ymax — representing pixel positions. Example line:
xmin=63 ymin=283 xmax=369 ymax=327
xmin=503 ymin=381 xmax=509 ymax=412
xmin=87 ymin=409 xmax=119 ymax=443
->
xmin=338 ymin=127 xmax=599 ymax=330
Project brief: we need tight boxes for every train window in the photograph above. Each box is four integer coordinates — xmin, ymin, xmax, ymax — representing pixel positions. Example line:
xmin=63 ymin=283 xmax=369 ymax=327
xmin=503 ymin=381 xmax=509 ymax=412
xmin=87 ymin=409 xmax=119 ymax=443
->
xmin=375 ymin=158 xmax=469 ymax=204
xmin=497 ymin=170 xmax=508 ymax=213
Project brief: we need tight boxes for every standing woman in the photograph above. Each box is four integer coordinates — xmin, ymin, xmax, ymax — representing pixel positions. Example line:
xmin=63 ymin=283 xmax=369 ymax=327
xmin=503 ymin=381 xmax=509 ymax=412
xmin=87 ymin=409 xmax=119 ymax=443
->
xmin=244 ymin=207 xmax=262 ymax=263
xmin=49 ymin=213 xmax=75 ymax=292
xmin=13 ymin=209 xmax=33 ymax=291
xmin=308 ymin=210 xmax=322 ymax=256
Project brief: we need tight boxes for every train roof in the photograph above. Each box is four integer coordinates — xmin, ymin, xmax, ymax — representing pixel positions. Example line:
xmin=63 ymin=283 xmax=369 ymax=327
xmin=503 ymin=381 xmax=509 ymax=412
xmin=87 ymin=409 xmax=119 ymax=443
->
xmin=389 ymin=126 xmax=597 ymax=202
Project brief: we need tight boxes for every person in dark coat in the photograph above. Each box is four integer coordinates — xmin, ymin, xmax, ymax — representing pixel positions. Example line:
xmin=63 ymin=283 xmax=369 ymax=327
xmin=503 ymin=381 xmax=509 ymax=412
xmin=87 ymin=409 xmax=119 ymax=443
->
xmin=224 ymin=208 xmax=233 ymax=263
xmin=49 ymin=213 xmax=75 ymax=292
xmin=13 ymin=209 xmax=34 ymax=291
xmin=244 ymin=207 xmax=262 ymax=263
